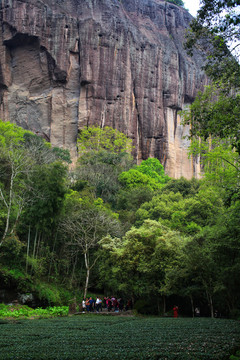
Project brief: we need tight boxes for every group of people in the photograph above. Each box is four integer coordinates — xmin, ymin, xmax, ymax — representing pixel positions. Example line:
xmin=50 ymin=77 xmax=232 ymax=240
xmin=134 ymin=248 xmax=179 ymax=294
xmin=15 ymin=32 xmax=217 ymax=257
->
xmin=81 ymin=296 xmax=133 ymax=313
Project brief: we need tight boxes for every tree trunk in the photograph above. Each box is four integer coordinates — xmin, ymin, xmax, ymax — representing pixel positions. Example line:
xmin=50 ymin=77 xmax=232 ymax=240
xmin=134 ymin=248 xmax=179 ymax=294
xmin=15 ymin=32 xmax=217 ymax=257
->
xmin=26 ymin=226 xmax=31 ymax=273
xmin=84 ymin=267 xmax=90 ymax=299
xmin=157 ymin=297 xmax=160 ymax=315
xmin=71 ymin=254 xmax=78 ymax=287
xmin=190 ymin=295 xmax=194 ymax=318
xmin=36 ymin=233 xmax=41 ymax=259
xmin=31 ymin=229 xmax=38 ymax=275
xmin=163 ymin=295 xmax=166 ymax=316
xmin=206 ymin=290 xmax=214 ymax=318
xmin=0 ymin=161 xmax=16 ymax=246
xmin=209 ymin=293 xmax=214 ymax=318
xmin=84 ymin=252 xmax=90 ymax=299
xmin=2 ymin=203 xmax=11 ymax=243
xmin=48 ymin=232 xmax=57 ymax=281
xmin=10 ymin=202 xmax=24 ymax=236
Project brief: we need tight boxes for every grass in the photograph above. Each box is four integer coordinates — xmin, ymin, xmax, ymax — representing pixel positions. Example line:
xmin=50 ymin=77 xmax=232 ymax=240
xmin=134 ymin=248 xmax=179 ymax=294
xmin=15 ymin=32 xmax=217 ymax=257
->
xmin=0 ymin=316 xmax=239 ymax=359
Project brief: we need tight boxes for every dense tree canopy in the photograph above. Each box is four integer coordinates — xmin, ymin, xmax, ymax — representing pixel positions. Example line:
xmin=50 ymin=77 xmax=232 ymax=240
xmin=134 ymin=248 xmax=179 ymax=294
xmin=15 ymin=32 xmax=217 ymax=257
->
xmin=98 ymin=220 xmax=183 ymax=306
xmin=0 ymin=0 xmax=238 ymax=316
xmin=0 ymin=121 xmax=240 ymax=318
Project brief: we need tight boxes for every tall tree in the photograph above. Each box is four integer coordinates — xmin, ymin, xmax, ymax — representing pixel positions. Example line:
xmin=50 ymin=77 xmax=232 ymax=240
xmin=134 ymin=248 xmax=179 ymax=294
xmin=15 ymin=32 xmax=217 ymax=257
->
xmin=0 ymin=122 xmax=33 ymax=245
xmin=22 ymin=162 xmax=67 ymax=233
xmin=99 ymin=220 xmax=184 ymax=308
xmin=59 ymin=195 xmax=122 ymax=298
xmin=0 ymin=120 xmax=69 ymax=246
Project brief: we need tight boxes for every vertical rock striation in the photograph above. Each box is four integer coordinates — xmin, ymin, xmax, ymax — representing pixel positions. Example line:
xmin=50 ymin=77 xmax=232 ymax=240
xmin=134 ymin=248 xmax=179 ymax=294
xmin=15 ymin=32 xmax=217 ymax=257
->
xmin=0 ymin=0 xmax=207 ymax=178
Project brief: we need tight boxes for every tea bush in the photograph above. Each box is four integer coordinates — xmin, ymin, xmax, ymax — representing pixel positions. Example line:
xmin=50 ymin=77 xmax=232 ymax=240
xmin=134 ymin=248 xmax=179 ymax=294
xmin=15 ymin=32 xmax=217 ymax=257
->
xmin=0 ymin=316 xmax=239 ymax=359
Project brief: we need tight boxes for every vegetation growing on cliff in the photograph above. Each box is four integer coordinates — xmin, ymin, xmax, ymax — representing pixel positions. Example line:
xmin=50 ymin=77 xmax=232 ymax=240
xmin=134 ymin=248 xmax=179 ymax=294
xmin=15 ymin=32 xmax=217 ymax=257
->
xmin=167 ymin=0 xmax=184 ymax=7
xmin=184 ymin=0 xmax=240 ymax=155
xmin=185 ymin=0 xmax=240 ymax=85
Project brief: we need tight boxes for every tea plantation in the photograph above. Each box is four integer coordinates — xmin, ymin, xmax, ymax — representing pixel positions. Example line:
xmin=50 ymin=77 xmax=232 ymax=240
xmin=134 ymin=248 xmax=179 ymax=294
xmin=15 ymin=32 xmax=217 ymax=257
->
xmin=0 ymin=315 xmax=240 ymax=359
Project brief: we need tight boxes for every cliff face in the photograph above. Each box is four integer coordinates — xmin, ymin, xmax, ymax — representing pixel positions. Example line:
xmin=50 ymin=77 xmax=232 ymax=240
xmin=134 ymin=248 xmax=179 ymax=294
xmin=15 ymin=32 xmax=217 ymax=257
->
xmin=0 ymin=0 xmax=207 ymax=178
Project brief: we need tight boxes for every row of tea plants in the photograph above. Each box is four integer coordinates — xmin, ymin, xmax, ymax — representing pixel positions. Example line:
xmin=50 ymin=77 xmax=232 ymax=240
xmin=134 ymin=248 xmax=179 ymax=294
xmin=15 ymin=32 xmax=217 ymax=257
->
xmin=0 ymin=316 xmax=239 ymax=359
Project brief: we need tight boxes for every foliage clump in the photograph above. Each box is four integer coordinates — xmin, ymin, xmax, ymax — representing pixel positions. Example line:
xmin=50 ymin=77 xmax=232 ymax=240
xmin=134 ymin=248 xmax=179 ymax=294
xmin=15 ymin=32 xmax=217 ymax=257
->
xmin=77 ymin=125 xmax=133 ymax=154
xmin=119 ymin=158 xmax=170 ymax=191
xmin=0 ymin=303 xmax=68 ymax=319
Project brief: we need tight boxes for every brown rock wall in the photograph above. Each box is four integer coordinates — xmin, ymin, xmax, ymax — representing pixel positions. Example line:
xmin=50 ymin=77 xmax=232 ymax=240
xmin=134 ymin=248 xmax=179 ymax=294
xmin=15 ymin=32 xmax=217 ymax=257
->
xmin=0 ymin=0 xmax=207 ymax=178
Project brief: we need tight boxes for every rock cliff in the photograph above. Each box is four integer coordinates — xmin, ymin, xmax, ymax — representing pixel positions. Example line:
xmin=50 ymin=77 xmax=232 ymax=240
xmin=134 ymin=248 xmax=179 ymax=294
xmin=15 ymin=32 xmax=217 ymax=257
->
xmin=0 ymin=0 xmax=207 ymax=178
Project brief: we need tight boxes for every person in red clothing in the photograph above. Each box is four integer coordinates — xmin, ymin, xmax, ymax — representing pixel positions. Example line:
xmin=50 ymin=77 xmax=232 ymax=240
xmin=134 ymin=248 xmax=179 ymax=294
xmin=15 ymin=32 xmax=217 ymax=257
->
xmin=173 ymin=305 xmax=179 ymax=318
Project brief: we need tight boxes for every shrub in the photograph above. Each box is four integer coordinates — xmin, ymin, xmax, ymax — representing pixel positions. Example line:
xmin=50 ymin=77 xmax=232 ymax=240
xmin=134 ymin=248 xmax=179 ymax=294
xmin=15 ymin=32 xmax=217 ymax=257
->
xmin=229 ymin=309 xmax=240 ymax=320
xmin=0 ymin=304 xmax=69 ymax=319
xmin=134 ymin=299 xmax=158 ymax=315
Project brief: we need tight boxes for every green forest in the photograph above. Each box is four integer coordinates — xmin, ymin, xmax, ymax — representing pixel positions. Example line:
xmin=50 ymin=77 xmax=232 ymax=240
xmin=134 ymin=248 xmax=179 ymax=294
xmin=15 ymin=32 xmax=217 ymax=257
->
xmin=0 ymin=0 xmax=240 ymax=320
xmin=0 ymin=119 xmax=239 ymax=318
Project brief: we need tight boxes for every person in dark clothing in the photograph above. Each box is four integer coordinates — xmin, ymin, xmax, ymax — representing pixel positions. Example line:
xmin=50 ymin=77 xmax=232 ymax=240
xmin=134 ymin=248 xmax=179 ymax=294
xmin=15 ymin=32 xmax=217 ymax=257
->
xmin=106 ymin=297 xmax=112 ymax=312
xmin=89 ymin=297 xmax=94 ymax=312
xmin=86 ymin=298 xmax=90 ymax=312
xmin=118 ymin=298 xmax=124 ymax=311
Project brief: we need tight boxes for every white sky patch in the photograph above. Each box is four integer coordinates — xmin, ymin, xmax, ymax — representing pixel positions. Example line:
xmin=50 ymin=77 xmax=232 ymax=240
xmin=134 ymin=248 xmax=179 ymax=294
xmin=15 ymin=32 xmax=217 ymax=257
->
xmin=184 ymin=0 xmax=200 ymax=17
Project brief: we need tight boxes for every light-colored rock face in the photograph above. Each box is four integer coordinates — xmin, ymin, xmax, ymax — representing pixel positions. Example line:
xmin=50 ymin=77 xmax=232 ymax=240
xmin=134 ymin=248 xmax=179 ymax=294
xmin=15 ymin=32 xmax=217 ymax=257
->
xmin=0 ymin=0 xmax=207 ymax=178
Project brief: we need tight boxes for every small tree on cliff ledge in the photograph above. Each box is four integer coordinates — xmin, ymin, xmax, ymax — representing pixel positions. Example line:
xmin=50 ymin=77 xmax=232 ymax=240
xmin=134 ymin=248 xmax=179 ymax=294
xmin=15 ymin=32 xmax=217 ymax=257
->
xmin=76 ymin=126 xmax=134 ymax=206
xmin=167 ymin=0 xmax=184 ymax=7
xmin=77 ymin=126 xmax=133 ymax=155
